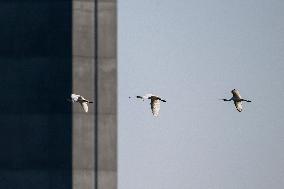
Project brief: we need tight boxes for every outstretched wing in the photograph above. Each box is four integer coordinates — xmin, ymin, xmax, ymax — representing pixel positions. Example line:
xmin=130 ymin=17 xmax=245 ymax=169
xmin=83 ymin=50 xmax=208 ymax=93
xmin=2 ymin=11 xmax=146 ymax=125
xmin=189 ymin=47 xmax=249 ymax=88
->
xmin=231 ymin=89 xmax=242 ymax=99
xmin=234 ymin=101 xmax=243 ymax=112
xmin=80 ymin=102 xmax=89 ymax=112
xmin=151 ymin=99 xmax=160 ymax=117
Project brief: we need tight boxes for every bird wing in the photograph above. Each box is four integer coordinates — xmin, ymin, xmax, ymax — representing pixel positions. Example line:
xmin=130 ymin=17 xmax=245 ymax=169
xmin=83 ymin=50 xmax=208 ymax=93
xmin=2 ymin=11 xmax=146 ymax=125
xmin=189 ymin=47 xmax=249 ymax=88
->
xmin=78 ymin=95 xmax=86 ymax=101
xmin=234 ymin=101 xmax=243 ymax=112
xmin=231 ymin=89 xmax=242 ymax=99
xmin=151 ymin=99 xmax=160 ymax=117
xmin=71 ymin=94 xmax=80 ymax=101
xmin=80 ymin=102 xmax=89 ymax=112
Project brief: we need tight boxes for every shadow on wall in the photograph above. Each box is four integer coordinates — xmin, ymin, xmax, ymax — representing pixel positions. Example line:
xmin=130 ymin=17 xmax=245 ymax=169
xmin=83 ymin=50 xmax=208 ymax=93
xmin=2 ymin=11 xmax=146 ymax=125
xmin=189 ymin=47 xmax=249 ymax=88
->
xmin=0 ymin=1 xmax=72 ymax=189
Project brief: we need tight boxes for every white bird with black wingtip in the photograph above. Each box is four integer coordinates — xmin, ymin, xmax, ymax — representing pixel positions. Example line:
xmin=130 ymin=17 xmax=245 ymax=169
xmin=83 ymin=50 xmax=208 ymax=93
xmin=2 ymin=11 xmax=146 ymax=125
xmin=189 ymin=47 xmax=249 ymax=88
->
xmin=68 ymin=93 xmax=93 ymax=113
xmin=221 ymin=89 xmax=251 ymax=112
xmin=130 ymin=94 xmax=167 ymax=117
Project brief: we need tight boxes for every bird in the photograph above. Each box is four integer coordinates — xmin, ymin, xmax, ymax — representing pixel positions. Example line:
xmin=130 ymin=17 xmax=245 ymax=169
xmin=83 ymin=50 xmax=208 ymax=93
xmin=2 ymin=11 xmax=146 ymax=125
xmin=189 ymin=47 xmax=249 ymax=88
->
xmin=68 ymin=93 xmax=93 ymax=112
xmin=130 ymin=94 xmax=166 ymax=117
xmin=221 ymin=89 xmax=251 ymax=112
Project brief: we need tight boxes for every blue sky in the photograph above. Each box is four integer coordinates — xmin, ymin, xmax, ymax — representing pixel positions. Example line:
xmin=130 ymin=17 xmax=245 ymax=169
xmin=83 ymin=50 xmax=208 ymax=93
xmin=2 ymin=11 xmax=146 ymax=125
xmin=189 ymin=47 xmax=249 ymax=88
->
xmin=118 ymin=1 xmax=284 ymax=188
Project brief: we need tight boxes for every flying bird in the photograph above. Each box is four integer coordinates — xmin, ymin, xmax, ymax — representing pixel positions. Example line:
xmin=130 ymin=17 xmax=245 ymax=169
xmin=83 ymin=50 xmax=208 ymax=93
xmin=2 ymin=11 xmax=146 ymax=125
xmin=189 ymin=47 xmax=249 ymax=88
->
xmin=221 ymin=89 xmax=251 ymax=112
xmin=130 ymin=94 xmax=166 ymax=117
xmin=68 ymin=93 xmax=93 ymax=112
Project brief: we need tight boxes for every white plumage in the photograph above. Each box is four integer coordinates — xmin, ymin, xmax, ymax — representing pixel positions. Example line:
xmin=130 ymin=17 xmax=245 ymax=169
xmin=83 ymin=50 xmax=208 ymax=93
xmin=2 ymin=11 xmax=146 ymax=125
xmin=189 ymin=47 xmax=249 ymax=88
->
xmin=151 ymin=99 xmax=161 ymax=117
xmin=69 ymin=93 xmax=93 ymax=113
xmin=221 ymin=89 xmax=251 ymax=112
xmin=133 ymin=94 xmax=166 ymax=117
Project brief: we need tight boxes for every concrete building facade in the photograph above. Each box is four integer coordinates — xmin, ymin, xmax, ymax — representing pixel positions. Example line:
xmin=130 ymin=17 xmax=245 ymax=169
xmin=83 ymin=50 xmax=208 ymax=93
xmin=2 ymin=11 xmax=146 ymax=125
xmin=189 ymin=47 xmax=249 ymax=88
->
xmin=0 ymin=1 xmax=116 ymax=189
xmin=72 ymin=0 xmax=117 ymax=189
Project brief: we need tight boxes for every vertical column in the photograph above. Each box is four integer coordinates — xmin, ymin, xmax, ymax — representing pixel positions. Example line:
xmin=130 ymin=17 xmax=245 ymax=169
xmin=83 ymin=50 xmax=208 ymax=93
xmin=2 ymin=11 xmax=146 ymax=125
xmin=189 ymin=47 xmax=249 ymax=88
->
xmin=96 ymin=0 xmax=117 ymax=189
xmin=73 ymin=0 xmax=117 ymax=189
xmin=72 ymin=0 xmax=95 ymax=189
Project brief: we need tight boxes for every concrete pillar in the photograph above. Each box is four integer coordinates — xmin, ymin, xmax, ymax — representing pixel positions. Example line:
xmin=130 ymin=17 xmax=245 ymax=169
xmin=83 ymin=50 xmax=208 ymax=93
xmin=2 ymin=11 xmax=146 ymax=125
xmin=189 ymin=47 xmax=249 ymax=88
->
xmin=72 ymin=0 xmax=117 ymax=189
xmin=97 ymin=0 xmax=117 ymax=189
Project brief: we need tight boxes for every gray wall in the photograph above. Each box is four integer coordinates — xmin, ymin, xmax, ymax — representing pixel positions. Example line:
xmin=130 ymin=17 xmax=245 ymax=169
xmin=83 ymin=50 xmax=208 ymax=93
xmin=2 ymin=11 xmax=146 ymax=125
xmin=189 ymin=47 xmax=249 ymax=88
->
xmin=72 ymin=0 xmax=95 ymax=188
xmin=97 ymin=0 xmax=117 ymax=189
xmin=0 ymin=1 xmax=72 ymax=189
xmin=72 ymin=0 xmax=117 ymax=189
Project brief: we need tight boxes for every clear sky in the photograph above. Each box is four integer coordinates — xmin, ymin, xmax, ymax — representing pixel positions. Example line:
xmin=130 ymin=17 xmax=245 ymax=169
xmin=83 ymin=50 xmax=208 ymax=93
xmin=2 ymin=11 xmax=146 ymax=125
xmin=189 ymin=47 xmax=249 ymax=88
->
xmin=118 ymin=1 xmax=284 ymax=189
